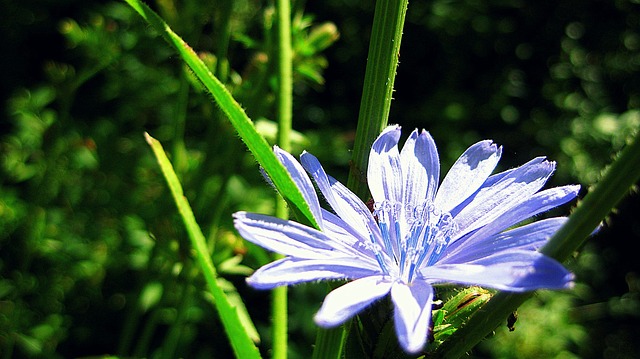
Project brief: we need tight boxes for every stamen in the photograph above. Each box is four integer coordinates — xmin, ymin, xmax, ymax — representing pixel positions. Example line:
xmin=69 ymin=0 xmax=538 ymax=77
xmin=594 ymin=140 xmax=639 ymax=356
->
xmin=368 ymin=234 xmax=390 ymax=275
xmin=373 ymin=201 xmax=401 ymax=260
xmin=371 ymin=199 xmax=458 ymax=283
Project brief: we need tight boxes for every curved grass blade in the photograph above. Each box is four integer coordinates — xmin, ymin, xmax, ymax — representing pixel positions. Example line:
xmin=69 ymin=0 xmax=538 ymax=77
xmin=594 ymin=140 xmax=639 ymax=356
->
xmin=145 ymin=133 xmax=262 ymax=359
xmin=124 ymin=0 xmax=319 ymax=229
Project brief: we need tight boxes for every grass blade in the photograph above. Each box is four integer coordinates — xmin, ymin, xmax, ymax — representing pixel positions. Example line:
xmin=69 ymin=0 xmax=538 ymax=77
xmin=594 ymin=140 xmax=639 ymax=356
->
xmin=124 ymin=0 xmax=319 ymax=229
xmin=145 ymin=133 xmax=262 ymax=359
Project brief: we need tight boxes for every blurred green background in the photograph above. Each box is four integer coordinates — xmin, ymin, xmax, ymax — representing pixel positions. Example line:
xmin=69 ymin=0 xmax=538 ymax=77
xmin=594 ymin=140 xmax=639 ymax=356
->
xmin=1 ymin=0 xmax=639 ymax=358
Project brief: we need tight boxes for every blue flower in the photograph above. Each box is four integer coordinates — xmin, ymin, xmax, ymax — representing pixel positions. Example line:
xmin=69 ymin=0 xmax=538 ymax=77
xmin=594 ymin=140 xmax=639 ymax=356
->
xmin=233 ymin=125 xmax=578 ymax=354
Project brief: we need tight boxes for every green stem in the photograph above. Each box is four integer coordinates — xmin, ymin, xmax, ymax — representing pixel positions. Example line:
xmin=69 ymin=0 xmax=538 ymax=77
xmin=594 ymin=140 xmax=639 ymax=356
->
xmin=310 ymin=0 xmax=409 ymax=357
xmin=433 ymin=132 xmax=640 ymax=359
xmin=311 ymin=324 xmax=348 ymax=359
xmin=273 ymin=0 xmax=293 ymax=357
xmin=116 ymin=294 xmax=142 ymax=355
xmin=346 ymin=0 xmax=409 ymax=200
xmin=276 ymin=1 xmax=292 ymax=154
xmin=133 ymin=310 xmax=160 ymax=357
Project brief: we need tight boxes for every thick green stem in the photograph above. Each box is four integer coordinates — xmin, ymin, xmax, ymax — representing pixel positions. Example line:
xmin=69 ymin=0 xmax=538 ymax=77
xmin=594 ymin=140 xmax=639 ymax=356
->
xmin=273 ymin=0 xmax=293 ymax=358
xmin=312 ymin=0 xmax=409 ymax=357
xmin=311 ymin=324 xmax=348 ymax=359
xmin=433 ymin=132 xmax=640 ymax=359
xmin=347 ymin=0 xmax=409 ymax=200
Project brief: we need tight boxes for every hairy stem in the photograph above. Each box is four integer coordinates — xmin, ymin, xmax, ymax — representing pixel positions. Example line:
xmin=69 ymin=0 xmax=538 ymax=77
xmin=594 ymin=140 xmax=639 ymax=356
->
xmin=347 ymin=0 xmax=409 ymax=200
xmin=273 ymin=0 xmax=293 ymax=357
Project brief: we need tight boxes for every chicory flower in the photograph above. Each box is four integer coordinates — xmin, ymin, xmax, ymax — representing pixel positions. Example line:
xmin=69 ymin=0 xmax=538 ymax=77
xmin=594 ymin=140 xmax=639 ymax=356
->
xmin=233 ymin=125 xmax=578 ymax=354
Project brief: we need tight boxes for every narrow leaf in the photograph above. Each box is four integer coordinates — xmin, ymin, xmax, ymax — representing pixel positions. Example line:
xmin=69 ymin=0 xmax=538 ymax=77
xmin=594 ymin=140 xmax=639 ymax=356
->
xmin=124 ymin=0 xmax=319 ymax=229
xmin=145 ymin=133 xmax=262 ymax=359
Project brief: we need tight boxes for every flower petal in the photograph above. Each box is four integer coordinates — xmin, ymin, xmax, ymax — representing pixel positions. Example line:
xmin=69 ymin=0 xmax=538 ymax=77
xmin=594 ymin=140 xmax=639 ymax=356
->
xmin=273 ymin=146 xmax=323 ymax=227
xmin=451 ymin=157 xmax=556 ymax=238
xmin=423 ymin=251 xmax=574 ymax=291
xmin=321 ymin=208 xmax=379 ymax=257
xmin=400 ymin=129 xmax=440 ymax=208
xmin=391 ymin=281 xmax=434 ymax=354
xmin=368 ymin=125 xmax=403 ymax=203
xmin=233 ymin=212 xmax=355 ymax=259
xmin=300 ymin=152 xmax=383 ymax=244
xmin=441 ymin=217 xmax=569 ymax=264
xmin=247 ymin=257 xmax=379 ymax=289
xmin=314 ymin=276 xmax=393 ymax=327
xmin=442 ymin=185 xmax=579 ymax=261
xmin=435 ymin=140 xmax=502 ymax=213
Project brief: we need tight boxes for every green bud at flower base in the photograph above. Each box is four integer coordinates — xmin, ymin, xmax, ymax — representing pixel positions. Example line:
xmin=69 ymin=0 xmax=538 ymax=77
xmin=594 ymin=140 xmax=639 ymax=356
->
xmin=430 ymin=287 xmax=492 ymax=349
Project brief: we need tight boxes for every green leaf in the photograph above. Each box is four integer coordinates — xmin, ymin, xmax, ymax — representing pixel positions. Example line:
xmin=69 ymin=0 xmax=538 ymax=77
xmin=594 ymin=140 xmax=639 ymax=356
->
xmin=123 ymin=0 xmax=319 ymax=229
xmin=214 ymin=277 xmax=261 ymax=344
xmin=145 ymin=133 xmax=261 ymax=359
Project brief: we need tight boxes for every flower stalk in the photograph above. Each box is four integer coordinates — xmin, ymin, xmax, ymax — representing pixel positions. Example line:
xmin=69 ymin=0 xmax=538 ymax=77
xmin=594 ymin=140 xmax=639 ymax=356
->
xmin=347 ymin=0 xmax=409 ymax=200
xmin=313 ymin=0 xmax=409 ymax=355
xmin=274 ymin=0 xmax=293 ymax=357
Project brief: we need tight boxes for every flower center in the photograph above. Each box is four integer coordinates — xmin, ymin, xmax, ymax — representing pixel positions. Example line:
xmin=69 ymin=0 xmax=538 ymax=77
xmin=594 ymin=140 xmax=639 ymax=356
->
xmin=373 ymin=199 xmax=458 ymax=283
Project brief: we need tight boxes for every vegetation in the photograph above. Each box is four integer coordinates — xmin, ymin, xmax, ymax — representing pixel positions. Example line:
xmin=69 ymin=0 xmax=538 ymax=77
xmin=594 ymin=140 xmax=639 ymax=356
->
xmin=1 ymin=0 xmax=638 ymax=358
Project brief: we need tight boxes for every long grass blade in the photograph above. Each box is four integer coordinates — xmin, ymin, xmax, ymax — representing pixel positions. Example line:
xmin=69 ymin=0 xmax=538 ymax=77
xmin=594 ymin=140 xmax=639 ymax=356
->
xmin=124 ymin=0 xmax=319 ymax=229
xmin=145 ymin=133 xmax=262 ymax=359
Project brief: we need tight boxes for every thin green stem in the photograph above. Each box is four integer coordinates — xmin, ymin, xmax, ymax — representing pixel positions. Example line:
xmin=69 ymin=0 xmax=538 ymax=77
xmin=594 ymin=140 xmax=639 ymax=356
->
xmin=346 ymin=0 xmax=409 ymax=200
xmin=133 ymin=310 xmax=160 ymax=357
xmin=271 ymin=264 xmax=288 ymax=359
xmin=273 ymin=0 xmax=293 ymax=357
xmin=276 ymin=1 xmax=292 ymax=154
xmin=433 ymin=132 xmax=640 ymax=359
xmin=116 ymin=293 xmax=143 ymax=355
